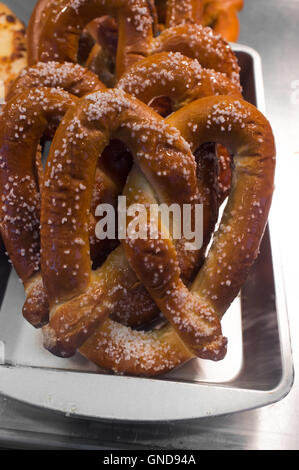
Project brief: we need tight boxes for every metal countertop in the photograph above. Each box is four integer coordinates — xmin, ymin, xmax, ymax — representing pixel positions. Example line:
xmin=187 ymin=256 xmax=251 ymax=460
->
xmin=0 ymin=0 xmax=298 ymax=450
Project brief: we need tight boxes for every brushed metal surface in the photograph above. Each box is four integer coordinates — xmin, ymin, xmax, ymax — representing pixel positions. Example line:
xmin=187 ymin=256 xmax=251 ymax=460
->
xmin=0 ymin=0 xmax=298 ymax=449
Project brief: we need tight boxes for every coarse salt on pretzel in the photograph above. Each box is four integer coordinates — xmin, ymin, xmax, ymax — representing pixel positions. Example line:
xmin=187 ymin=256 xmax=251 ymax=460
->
xmin=164 ymin=0 xmax=203 ymax=27
xmin=79 ymin=95 xmax=275 ymax=376
xmin=40 ymin=88 xmax=226 ymax=360
xmin=27 ymin=0 xmax=155 ymax=78
xmin=0 ymin=62 xmax=111 ymax=327
xmin=6 ymin=60 xmax=106 ymax=101
xmin=117 ymin=50 xmax=241 ymax=203
xmin=151 ymin=23 xmax=240 ymax=86
xmin=0 ymin=87 xmax=77 ymax=327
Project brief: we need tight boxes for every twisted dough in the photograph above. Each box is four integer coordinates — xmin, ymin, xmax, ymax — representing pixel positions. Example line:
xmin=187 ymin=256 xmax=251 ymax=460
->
xmin=0 ymin=62 xmax=114 ymax=327
xmin=40 ymin=89 xmax=226 ymax=361
xmin=40 ymin=90 xmax=275 ymax=376
xmin=0 ymin=87 xmax=77 ymax=327
xmin=27 ymin=0 xmax=240 ymax=85
xmin=37 ymin=52 xmax=242 ymax=346
xmin=155 ymin=0 xmax=243 ymax=42
xmin=80 ymin=95 xmax=275 ymax=375
xmin=27 ymin=0 xmax=155 ymax=77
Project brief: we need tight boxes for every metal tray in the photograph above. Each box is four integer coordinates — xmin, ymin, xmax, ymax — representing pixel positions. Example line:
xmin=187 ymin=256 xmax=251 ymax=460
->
xmin=0 ymin=42 xmax=294 ymax=422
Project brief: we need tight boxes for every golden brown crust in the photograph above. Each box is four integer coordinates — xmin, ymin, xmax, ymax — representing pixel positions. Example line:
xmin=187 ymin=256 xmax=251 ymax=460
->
xmin=0 ymin=63 xmax=110 ymax=327
xmin=79 ymin=96 xmax=275 ymax=375
xmin=41 ymin=89 xmax=225 ymax=360
xmin=168 ymin=96 xmax=276 ymax=314
xmin=165 ymin=0 xmax=203 ymax=28
xmin=118 ymin=51 xmax=242 ymax=111
xmin=6 ymin=61 xmax=106 ymax=101
xmin=27 ymin=0 xmax=155 ymax=78
xmin=151 ymin=24 xmax=241 ymax=85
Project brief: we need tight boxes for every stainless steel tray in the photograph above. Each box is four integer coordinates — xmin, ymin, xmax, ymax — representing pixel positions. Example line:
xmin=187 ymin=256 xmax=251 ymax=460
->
xmin=0 ymin=42 xmax=294 ymax=422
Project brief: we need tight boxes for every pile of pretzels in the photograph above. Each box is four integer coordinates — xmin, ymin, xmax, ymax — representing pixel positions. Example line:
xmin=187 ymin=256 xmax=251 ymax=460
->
xmin=0 ymin=0 xmax=276 ymax=377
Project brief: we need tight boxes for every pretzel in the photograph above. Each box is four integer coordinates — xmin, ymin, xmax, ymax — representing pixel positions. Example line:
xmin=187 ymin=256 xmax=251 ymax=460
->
xmin=81 ymin=96 xmax=275 ymax=375
xmin=117 ymin=51 xmax=241 ymax=114
xmin=39 ymin=88 xmax=226 ymax=360
xmin=202 ymin=0 xmax=244 ymax=43
xmin=25 ymin=52 xmax=240 ymax=334
xmin=0 ymin=62 xmax=112 ymax=327
xmin=27 ymin=0 xmax=155 ymax=78
xmin=6 ymin=60 xmax=106 ymax=101
xmin=152 ymin=23 xmax=240 ymax=86
xmin=27 ymin=1 xmax=240 ymax=86
xmin=118 ymin=51 xmax=241 ymax=201
xmin=155 ymin=0 xmax=243 ymax=42
xmin=0 ymin=87 xmax=77 ymax=327
xmin=40 ymin=91 xmax=275 ymax=375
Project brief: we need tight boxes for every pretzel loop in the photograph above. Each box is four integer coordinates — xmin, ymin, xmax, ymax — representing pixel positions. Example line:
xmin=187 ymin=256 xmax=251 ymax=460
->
xmin=41 ymin=88 xmax=225 ymax=359
xmin=27 ymin=0 xmax=155 ymax=78
xmin=0 ymin=87 xmax=77 ymax=326
xmin=79 ymin=95 xmax=275 ymax=375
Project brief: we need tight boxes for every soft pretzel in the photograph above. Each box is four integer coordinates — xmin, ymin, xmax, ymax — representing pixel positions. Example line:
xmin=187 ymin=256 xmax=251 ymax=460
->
xmin=0 ymin=87 xmax=77 ymax=327
xmin=152 ymin=23 xmax=240 ymax=86
xmin=33 ymin=52 xmax=241 ymax=335
xmin=118 ymin=51 xmax=241 ymax=201
xmin=155 ymin=0 xmax=243 ymax=42
xmin=6 ymin=60 xmax=106 ymax=101
xmin=40 ymin=88 xmax=227 ymax=360
xmin=40 ymin=92 xmax=275 ymax=375
xmin=27 ymin=1 xmax=240 ymax=86
xmin=0 ymin=62 xmax=115 ymax=327
xmin=31 ymin=53 xmax=240 ymax=336
xmin=117 ymin=51 xmax=242 ymax=114
xmin=203 ymin=0 xmax=244 ymax=43
xmin=81 ymin=96 xmax=275 ymax=375
xmin=27 ymin=0 xmax=155 ymax=78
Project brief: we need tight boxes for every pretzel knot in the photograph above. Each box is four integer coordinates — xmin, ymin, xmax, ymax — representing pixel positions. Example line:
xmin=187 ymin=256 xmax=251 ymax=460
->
xmin=0 ymin=1 xmax=276 ymax=377
xmin=37 ymin=88 xmax=275 ymax=376
xmin=28 ymin=0 xmax=241 ymax=85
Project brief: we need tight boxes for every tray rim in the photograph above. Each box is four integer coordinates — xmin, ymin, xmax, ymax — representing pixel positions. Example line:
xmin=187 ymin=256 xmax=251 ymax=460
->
xmin=0 ymin=44 xmax=294 ymax=422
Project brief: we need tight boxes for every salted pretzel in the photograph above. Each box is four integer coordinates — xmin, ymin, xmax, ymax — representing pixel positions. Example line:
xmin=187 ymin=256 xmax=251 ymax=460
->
xmin=117 ymin=51 xmax=241 ymax=202
xmin=81 ymin=95 xmax=275 ymax=375
xmin=40 ymin=91 xmax=275 ymax=375
xmin=155 ymin=0 xmax=243 ymax=42
xmin=20 ymin=52 xmax=241 ymax=332
xmin=0 ymin=62 xmax=115 ymax=328
xmin=27 ymin=1 xmax=240 ymax=85
xmin=27 ymin=0 xmax=155 ymax=78
xmin=39 ymin=88 xmax=227 ymax=360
